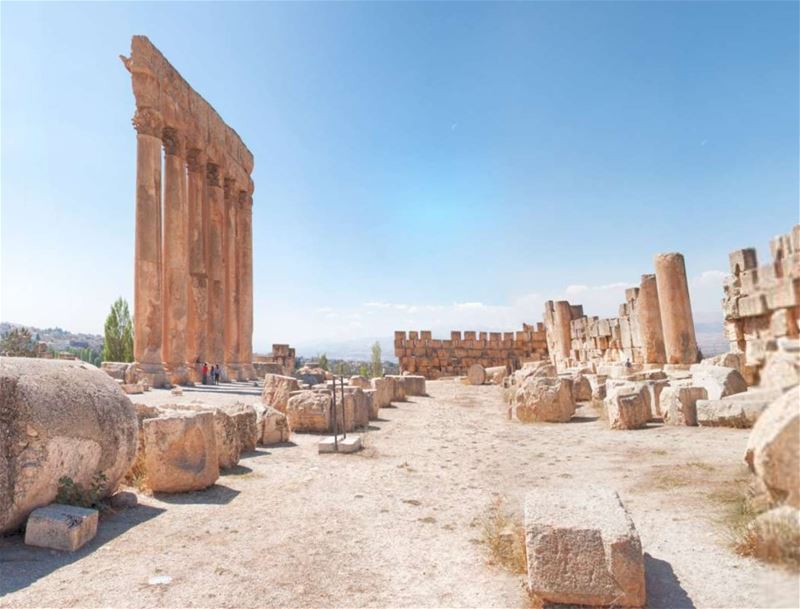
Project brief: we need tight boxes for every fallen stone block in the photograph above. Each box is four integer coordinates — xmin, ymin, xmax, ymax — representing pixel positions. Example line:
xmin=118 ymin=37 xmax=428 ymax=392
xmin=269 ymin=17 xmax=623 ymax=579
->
xmin=261 ymin=374 xmax=300 ymax=413
xmin=286 ymin=390 xmax=332 ymax=433
xmin=514 ymin=377 xmax=575 ymax=423
xmin=121 ymin=383 xmax=144 ymax=394
xmin=690 ymin=365 xmax=747 ymax=400
xmin=696 ymin=388 xmax=783 ymax=428
xmin=169 ymin=404 xmax=240 ymax=469
xmin=760 ymin=352 xmax=800 ymax=390
xmin=224 ymin=404 xmax=259 ymax=453
xmin=605 ymin=387 xmax=650 ymax=430
xmin=255 ymin=404 xmax=290 ymax=445
xmin=24 ymin=504 xmax=98 ymax=552
xmin=524 ymin=486 xmax=646 ymax=607
xmin=466 ymin=364 xmax=486 ymax=385
xmin=385 ymin=375 xmax=406 ymax=401
xmin=370 ymin=377 xmax=392 ymax=409
xmin=403 ymin=374 xmax=427 ymax=396
xmin=745 ymin=387 xmax=800 ymax=508
xmin=485 ymin=365 xmax=508 ymax=385
xmin=142 ymin=411 xmax=219 ymax=493
xmin=661 ymin=386 xmax=707 ymax=426
xmin=363 ymin=389 xmax=379 ymax=420
xmin=349 ymin=375 xmax=371 ymax=389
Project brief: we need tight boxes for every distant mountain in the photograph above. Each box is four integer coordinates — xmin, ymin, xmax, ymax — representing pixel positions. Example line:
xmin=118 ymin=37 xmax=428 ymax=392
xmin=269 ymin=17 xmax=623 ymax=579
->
xmin=0 ymin=322 xmax=104 ymax=353
xmin=292 ymin=336 xmax=397 ymax=362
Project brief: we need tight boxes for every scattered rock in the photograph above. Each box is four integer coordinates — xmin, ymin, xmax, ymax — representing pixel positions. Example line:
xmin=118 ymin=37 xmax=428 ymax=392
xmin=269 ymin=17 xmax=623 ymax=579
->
xmin=690 ymin=365 xmax=747 ymax=400
xmin=466 ymin=364 xmax=486 ymax=386
xmin=261 ymin=374 xmax=300 ymax=413
xmin=24 ymin=504 xmax=98 ymax=552
xmin=286 ymin=391 xmax=332 ymax=433
xmin=605 ymin=386 xmax=650 ymax=430
xmin=661 ymin=386 xmax=707 ymax=427
xmin=514 ymin=377 xmax=575 ymax=423
xmin=402 ymin=375 xmax=427 ymax=396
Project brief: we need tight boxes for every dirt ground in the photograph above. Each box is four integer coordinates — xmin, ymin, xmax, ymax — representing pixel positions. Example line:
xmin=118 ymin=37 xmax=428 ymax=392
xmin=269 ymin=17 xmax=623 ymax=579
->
xmin=1 ymin=380 xmax=798 ymax=608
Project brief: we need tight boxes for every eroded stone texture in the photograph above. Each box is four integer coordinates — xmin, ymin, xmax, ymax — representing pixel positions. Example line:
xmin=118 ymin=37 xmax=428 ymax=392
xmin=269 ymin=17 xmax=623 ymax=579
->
xmin=371 ymin=377 xmax=392 ymax=409
xmin=514 ymin=377 xmax=575 ymax=423
xmin=261 ymin=374 xmax=301 ymax=413
xmin=689 ymin=365 xmax=747 ymax=400
xmin=524 ymin=486 xmax=646 ymax=607
xmin=605 ymin=386 xmax=650 ymax=430
xmin=403 ymin=375 xmax=427 ymax=396
xmin=654 ymin=252 xmax=699 ymax=365
xmin=0 ymin=358 xmax=138 ymax=534
xmin=24 ymin=504 xmax=98 ymax=552
xmin=661 ymin=386 xmax=707 ymax=427
xmin=286 ymin=391 xmax=332 ymax=433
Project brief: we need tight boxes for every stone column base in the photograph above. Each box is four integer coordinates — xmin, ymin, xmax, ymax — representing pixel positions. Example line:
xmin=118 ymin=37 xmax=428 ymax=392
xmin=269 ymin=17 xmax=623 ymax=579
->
xmin=134 ymin=363 xmax=171 ymax=389
xmin=224 ymin=364 xmax=243 ymax=381
xmin=166 ymin=364 xmax=194 ymax=387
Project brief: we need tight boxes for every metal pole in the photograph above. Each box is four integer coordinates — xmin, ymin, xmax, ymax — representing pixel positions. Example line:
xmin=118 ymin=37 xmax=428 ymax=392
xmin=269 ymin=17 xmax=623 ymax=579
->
xmin=340 ymin=376 xmax=346 ymax=439
xmin=332 ymin=376 xmax=338 ymax=452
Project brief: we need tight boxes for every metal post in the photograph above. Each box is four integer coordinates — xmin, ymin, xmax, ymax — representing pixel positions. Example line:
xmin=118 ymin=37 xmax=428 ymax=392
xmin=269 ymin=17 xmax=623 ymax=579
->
xmin=340 ymin=376 xmax=346 ymax=440
xmin=331 ymin=376 xmax=338 ymax=452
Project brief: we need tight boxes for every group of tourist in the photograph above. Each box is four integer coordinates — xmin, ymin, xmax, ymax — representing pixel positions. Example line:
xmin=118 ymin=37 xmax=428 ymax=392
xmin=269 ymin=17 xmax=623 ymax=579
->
xmin=200 ymin=362 xmax=221 ymax=385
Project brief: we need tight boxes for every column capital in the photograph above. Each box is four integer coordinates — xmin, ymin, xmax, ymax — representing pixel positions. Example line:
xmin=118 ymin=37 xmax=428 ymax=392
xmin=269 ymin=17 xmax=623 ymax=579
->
xmin=186 ymin=148 xmax=205 ymax=173
xmin=206 ymin=162 xmax=221 ymax=187
xmin=162 ymin=127 xmax=184 ymax=156
xmin=132 ymin=107 xmax=162 ymax=137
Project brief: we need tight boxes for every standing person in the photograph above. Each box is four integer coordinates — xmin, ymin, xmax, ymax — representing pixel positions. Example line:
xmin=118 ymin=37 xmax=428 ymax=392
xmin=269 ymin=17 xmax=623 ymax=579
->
xmin=214 ymin=364 xmax=221 ymax=385
xmin=201 ymin=362 xmax=209 ymax=385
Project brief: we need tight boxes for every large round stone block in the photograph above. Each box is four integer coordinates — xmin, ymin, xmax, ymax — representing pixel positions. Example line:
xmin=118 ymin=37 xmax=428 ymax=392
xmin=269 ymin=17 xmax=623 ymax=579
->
xmin=1 ymin=357 xmax=138 ymax=533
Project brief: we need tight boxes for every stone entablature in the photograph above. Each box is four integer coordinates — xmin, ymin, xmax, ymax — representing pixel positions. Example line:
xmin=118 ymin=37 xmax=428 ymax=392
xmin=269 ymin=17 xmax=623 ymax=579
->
xmin=543 ymin=252 xmax=699 ymax=371
xmin=723 ymin=225 xmax=800 ymax=378
xmin=122 ymin=36 xmax=255 ymax=386
xmin=394 ymin=325 xmax=549 ymax=379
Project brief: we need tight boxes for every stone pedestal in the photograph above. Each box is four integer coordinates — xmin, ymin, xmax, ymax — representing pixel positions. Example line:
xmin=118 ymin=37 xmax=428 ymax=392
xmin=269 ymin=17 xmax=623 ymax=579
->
xmin=638 ymin=274 xmax=666 ymax=364
xmin=161 ymin=128 xmax=191 ymax=385
xmin=132 ymin=111 xmax=168 ymax=388
xmin=654 ymin=253 xmax=699 ymax=364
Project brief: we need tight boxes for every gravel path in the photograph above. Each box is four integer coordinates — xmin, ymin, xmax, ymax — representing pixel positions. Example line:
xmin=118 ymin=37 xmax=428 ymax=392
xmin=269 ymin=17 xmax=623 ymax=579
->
xmin=1 ymin=380 xmax=797 ymax=608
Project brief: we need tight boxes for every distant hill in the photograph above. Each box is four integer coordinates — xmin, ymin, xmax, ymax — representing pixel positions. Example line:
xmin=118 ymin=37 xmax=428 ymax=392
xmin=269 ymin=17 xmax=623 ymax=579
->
xmin=0 ymin=322 xmax=104 ymax=353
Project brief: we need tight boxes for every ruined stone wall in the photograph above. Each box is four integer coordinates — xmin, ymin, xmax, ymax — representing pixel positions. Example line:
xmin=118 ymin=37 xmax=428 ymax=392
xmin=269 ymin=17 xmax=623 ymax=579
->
xmin=254 ymin=344 xmax=296 ymax=375
xmin=543 ymin=252 xmax=698 ymax=372
xmin=722 ymin=225 xmax=800 ymax=384
xmin=122 ymin=36 xmax=255 ymax=386
xmin=394 ymin=325 xmax=548 ymax=379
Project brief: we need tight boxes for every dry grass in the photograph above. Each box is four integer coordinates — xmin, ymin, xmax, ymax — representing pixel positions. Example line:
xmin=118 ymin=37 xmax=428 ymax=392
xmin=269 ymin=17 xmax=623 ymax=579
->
xmin=479 ymin=497 xmax=527 ymax=575
xmin=722 ymin=483 xmax=800 ymax=571
xmin=123 ymin=451 xmax=150 ymax=494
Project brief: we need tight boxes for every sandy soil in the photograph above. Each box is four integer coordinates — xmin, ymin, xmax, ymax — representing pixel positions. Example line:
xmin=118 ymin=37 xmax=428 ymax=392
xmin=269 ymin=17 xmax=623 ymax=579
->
xmin=1 ymin=380 xmax=798 ymax=608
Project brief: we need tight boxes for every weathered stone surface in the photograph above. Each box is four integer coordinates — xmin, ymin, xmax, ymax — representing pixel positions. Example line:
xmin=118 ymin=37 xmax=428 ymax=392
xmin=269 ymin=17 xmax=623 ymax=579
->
xmin=101 ymin=361 xmax=136 ymax=383
xmin=0 ymin=358 xmax=138 ymax=534
xmin=485 ymin=365 xmax=508 ymax=385
xmin=524 ymin=486 xmax=646 ymax=607
xmin=370 ymin=377 xmax=392 ymax=409
xmin=654 ymin=252 xmax=699 ymax=365
xmin=760 ymin=352 xmax=800 ymax=390
xmin=169 ymin=404 xmax=240 ymax=469
xmin=744 ymin=505 xmax=800 ymax=555
xmin=224 ymin=404 xmax=258 ymax=453
xmin=467 ymin=364 xmax=486 ymax=386
xmin=286 ymin=391 xmax=331 ymax=433
xmin=363 ymin=389 xmax=379 ymax=420
xmin=696 ymin=388 xmax=784 ymax=428
xmin=403 ymin=375 xmax=427 ymax=396
xmin=571 ymin=374 xmax=592 ymax=402
xmin=385 ymin=375 xmax=406 ymax=402
xmin=745 ymin=387 xmax=800 ymax=508
xmin=661 ymin=386 xmax=707 ymax=427
xmin=121 ymin=383 xmax=145 ymax=395
xmin=514 ymin=377 xmax=575 ymax=423
xmin=254 ymin=404 xmax=290 ymax=445
xmin=142 ymin=411 xmax=219 ymax=493
xmin=605 ymin=386 xmax=650 ymax=430
xmin=690 ymin=365 xmax=747 ymax=400
xmin=24 ymin=504 xmax=98 ymax=552
xmin=261 ymin=374 xmax=300 ymax=413
xmin=349 ymin=375 xmax=371 ymax=389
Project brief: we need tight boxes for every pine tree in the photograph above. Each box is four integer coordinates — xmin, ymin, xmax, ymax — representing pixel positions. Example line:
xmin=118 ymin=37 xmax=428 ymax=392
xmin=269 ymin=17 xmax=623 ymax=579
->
xmin=0 ymin=327 xmax=36 ymax=357
xmin=102 ymin=298 xmax=134 ymax=362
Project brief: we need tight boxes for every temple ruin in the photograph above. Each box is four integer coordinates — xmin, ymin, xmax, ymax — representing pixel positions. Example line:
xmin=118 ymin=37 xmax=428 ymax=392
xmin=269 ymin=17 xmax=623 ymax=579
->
xmin=121 ymin=36 xmax=255 ymax=386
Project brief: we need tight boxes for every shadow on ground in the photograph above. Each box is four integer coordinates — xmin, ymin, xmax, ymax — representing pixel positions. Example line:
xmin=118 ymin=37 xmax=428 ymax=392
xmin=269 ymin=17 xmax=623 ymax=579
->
xmin=644 ymin=553 xmax=696 ymax=609
xmin=154 ymin=484 xmax=240 ymax=505
xmin=0 ymin=503 xmax=165 ymax=596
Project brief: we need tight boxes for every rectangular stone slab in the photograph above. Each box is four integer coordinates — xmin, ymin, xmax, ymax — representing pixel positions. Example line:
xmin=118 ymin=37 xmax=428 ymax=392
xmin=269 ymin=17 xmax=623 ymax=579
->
xmin=524 ymin=486 xmax=646 ymax=607
xmin=318 ymin=435 xmax=362 ymax=454
xmin=24 ymin=504 xmax=98 ymax=552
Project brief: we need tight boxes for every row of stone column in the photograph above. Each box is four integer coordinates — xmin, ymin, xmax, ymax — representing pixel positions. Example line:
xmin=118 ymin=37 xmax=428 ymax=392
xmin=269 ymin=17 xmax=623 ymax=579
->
xmin=132 ymin=113 xmax=254 ymax=386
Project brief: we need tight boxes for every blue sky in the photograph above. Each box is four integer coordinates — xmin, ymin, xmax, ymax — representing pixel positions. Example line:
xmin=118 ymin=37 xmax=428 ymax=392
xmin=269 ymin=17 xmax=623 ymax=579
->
xmin=1 ymin=1 xmax=797 ymax=350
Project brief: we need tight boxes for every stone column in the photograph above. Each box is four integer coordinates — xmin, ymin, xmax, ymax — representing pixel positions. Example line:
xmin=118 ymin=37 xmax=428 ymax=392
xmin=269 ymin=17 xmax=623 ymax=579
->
xmin=223 ymin=177 xmax=241 ymax=380
xmin=638 ymin=274 xmax=666 ymax=364
xmin=132 ymin=109 xmax=168 ymax=388
xmin=161 ymin=128 xmax=191 ymax=385
xmin=206 ymin=163 xmax=226 ymax=375
xmin=553 ymin=300 xmax=573 ymax=369
xmin=237 ymin=190 xmax=255 ymax=380
xmin=186 ymin=148 xmax=208 ymax=380
xmin=654 ymin=253 xmax=699 ymax=364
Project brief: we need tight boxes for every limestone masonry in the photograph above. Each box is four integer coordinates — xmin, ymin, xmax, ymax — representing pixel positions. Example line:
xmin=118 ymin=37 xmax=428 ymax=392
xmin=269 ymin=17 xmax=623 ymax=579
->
xmin=394 ymin=325 xmax=548 ymax=379
xmin=121 ymin=35 xmax=255 ymax=387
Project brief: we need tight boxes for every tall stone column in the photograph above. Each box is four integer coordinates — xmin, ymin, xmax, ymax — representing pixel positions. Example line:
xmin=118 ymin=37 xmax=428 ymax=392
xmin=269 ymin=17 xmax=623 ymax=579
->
xmin=132 ymin=108 xmax=168 ymax=387
xmin=186 ymin=148 xmax=208 ymax=380
xmin=237 ymin=190 xmax=255 ymax=379
xmin=206 ymin=163 xmax=226 ymax=375
xmin=161 ymin=128 xmax=191 ymax=385
xmin=553 ymin=300 xmax=573 ymax=369
xmin=638 ymin=274 xmax=666 ymax=364
xmin=223 ymin=177 xmax=241 ymax=380
xmin=654 ymin=253 xmax=699 ymax=364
